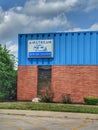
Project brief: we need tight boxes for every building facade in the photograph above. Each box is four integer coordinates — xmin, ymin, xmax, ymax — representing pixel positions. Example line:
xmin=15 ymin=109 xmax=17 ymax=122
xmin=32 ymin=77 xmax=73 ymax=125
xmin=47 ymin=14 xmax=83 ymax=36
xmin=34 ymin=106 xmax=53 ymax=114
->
xmin=17 ymin=31 xmax=98 ymax=103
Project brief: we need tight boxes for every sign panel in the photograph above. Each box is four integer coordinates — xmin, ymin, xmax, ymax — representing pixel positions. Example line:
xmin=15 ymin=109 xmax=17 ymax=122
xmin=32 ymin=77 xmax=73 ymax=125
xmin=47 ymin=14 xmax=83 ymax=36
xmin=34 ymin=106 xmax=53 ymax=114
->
xmin=28 ymin=39 xmax=54 ymax=58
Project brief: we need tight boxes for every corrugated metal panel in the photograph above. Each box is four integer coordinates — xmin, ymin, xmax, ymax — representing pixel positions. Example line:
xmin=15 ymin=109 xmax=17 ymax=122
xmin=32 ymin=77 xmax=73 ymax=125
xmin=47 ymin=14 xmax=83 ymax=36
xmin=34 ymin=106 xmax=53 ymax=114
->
xmin=18 ymin=31 xmax=98 ymax=65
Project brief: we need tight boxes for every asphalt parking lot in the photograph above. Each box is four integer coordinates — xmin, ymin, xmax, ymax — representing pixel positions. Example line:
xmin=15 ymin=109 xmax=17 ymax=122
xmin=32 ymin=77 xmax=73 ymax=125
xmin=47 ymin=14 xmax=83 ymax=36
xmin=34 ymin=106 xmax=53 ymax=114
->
xmin=0 ymin=113 xmax=98 ymax=130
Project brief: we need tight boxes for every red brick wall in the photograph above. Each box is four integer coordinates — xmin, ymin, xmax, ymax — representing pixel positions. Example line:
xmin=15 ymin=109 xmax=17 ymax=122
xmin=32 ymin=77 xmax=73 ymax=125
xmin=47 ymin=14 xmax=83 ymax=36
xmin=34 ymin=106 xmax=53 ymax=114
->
xmin=17 ymin=65 xmax=98 ymax=103
xmin=17 ymin=66 xmax=38 ymax=100
xmin=52 ymin=66 xmax=98 ymax=103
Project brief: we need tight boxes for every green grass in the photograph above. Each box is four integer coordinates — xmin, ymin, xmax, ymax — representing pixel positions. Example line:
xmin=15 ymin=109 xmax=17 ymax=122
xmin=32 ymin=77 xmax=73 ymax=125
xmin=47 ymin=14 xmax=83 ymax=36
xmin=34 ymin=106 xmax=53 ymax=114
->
xmin=0 ymin=102 xmax=98 ymax=114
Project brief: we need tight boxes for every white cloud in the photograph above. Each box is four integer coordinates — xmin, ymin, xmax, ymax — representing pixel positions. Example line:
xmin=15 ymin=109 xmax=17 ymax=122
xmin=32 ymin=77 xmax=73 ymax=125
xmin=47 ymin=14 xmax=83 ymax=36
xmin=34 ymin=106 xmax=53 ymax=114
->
xmin=0 ymin=0 xmax=77 ymax=57
xmin=5 ymin=41 xmax=18 ymax=69
xmin=0 ymin=0 xmax=97 ymax=42
xmin=84 ymin=0 xmax=98 ymax=12
xmin=68 ymin=23 xmax=98 ymax=32
xmin=5 ymin=41 xmax=18 ymax=57
xmin=24 ymin=0 xmax=78 ymax=17
xmin=0 ymin=0 xmax=98 ymax=58
xmin=0 ymin=0 xmax=79 ymax=41
xmin=89 ymin=23 xmax=98 ymax=30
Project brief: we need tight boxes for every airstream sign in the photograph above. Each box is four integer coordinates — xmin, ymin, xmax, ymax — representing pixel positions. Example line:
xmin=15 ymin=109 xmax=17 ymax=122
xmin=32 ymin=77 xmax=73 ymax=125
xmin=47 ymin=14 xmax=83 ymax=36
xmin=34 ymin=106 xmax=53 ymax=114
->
xmin=28 ymin=39 xmax=54 ymax=58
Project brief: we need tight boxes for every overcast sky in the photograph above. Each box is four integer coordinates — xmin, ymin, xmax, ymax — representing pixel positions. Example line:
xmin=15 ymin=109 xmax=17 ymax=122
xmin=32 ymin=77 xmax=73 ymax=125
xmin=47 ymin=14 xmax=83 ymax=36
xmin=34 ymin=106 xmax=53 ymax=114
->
xmin=0 ymin=0 xmax=98 ymax=57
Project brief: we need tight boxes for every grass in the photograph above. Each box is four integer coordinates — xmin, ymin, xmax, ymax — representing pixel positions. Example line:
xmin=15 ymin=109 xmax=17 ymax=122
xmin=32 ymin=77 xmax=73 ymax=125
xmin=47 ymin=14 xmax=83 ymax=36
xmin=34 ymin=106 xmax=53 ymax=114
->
xmin=0 ymin=102 xmax=98 ymax=114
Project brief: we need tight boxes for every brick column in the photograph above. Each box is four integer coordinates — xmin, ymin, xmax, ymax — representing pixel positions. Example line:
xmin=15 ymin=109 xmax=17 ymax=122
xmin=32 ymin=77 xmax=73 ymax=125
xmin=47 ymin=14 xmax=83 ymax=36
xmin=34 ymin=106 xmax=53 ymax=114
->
xmin=52 ymin=66 xmax=98 ymax=103
xmin=17 ymin=66 xmax=38 ymax=101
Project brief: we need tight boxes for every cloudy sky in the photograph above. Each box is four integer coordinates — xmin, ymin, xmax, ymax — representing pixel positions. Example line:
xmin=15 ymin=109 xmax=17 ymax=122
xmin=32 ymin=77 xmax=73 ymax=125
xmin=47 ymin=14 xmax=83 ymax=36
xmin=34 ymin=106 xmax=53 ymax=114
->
xmin=0 ymin=0 xmax=98 ymax=58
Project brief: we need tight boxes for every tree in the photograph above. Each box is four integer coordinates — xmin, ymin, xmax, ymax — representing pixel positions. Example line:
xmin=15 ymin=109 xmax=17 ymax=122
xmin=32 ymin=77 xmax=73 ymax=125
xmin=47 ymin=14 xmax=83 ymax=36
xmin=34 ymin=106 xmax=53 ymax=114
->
xmin=0 ymin=45 xmax=17 ymax=101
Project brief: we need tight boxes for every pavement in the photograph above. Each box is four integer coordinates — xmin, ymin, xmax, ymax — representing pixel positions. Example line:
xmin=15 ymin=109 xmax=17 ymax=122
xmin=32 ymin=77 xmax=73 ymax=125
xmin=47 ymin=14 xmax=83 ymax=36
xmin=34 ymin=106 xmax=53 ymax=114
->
xmin=0 ymin=110 xmax=98 ymax=130
xmin=0 ymin=109 xmax=98 ymax=120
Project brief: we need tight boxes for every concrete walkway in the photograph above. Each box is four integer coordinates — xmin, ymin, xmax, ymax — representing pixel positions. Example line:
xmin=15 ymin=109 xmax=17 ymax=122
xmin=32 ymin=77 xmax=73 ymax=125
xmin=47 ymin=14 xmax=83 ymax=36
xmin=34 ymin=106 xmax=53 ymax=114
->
xmin=0 ymin=109 xmax=98 ymax=120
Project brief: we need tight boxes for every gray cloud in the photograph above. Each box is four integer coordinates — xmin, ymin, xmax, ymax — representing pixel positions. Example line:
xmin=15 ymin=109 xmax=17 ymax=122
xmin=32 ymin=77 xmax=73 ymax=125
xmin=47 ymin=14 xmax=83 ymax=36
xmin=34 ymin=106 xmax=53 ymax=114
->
xmin=6 ymin=41 xmax=18 ymax=56
xmin=0 ymin=0 xmax=98 ymax=41
xmin=0 ymin=0 xmax=79 ymax=41
xmin=23 ymin=0 xmax=78 ymax=17
xmin=84 ymin=0 xmax=98 ymax=12
xmin=68 ymin=23 xmax=98 ymax=32
xmin=73 ymin=0 xmax=98 ymax=12
xmin=0 ymin=0 xmax=98 ymax=58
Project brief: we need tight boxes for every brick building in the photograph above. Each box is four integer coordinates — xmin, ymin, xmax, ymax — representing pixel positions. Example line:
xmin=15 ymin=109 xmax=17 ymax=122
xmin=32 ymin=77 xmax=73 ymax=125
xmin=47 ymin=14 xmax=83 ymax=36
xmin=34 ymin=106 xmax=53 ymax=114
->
xmin=17 ymin=31 xmax=98 ymax=103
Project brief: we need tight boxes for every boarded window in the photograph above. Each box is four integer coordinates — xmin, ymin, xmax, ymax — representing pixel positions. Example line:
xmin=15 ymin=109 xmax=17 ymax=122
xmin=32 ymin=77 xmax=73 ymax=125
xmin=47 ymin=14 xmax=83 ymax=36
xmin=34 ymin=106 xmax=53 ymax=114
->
xmin=38 ymin=66 xmax=51 ymax=94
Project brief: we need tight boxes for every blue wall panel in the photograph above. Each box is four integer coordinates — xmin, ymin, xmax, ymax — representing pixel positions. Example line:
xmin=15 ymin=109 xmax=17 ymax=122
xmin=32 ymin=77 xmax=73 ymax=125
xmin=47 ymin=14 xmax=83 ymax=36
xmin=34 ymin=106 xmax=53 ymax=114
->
xmin=18 ymin=31 xmax=98 ymax=65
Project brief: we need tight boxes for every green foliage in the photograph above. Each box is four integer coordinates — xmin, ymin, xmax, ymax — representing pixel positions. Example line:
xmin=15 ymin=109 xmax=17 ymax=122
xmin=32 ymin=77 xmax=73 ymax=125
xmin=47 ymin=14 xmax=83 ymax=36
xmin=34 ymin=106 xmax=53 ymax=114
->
xmin=62 ymin=94 xmax=72 ymax=104
xmin=84 ymin=96 xmax=98 ymax=105
xmin=0 ymin=92 xmax=6 ymax=101
xmin=0 ymin=45 xmax=17 ymax=101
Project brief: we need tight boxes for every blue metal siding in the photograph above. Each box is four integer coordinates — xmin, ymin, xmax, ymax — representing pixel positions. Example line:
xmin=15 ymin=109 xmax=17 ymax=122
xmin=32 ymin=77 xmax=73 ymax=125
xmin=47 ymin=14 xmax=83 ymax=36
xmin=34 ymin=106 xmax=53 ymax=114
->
xmin=18 ymin=31 xmax=98 ymax=65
